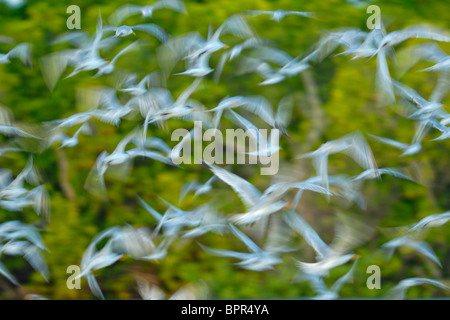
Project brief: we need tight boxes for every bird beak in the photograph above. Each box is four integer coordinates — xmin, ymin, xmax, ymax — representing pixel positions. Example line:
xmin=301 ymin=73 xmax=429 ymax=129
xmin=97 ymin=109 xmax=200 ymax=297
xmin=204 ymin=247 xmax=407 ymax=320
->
xmin=105 ymin=61 xmax=111 ymax=65
xmin=223 ymin=45 xmax=230 ymax=49
xmin=132 ymin=32 xmax=136 ymax=36
xmin=351 ymin=254 xmax=360 ymax=261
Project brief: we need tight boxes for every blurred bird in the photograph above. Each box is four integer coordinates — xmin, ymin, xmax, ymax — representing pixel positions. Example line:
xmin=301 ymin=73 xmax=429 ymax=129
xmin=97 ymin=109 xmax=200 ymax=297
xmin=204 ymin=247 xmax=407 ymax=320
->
xmin=104 ymin=24 xmax=167 ymax=42
xmin=247 ymin=10 xmax=315 ymax=22
xmin=409 ymin=211 xmax=450 ymax=232
xmin=381 ymin=235 xmax=442 ymax=267
xmin=198 ymin=223 xmax=290 ymax=271
xmin=385 ymin=278 xmax=450 ymax=300
xmin=372 ymin=25 xmax=450 ymax=58
xmin=94 ymin=41 xmax=140 ymax=77
xmin=110 ymin=0 xmax=187 ymax=25
xmin=0 ymin=43 xmax=31 ymax=66
xmin=368 ymin=121 xmax=430 ymax=157
xmin=305 ymin=259 xmax=358 ymax=300
xmin=299 ymin=132 xmax=377 ymax=192
xmin=179 ymin=176 xmax=217 ymax=203
xmin=285 ymin=209 xmax=369 ymax=277
xmin=0 ymin=221 xmax=49 ymax=284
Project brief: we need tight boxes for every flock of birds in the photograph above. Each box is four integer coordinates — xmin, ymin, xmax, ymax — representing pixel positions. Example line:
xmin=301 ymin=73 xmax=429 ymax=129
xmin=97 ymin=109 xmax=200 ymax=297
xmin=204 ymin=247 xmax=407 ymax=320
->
xmin=0 ymin=0 xmax=449 ymax=300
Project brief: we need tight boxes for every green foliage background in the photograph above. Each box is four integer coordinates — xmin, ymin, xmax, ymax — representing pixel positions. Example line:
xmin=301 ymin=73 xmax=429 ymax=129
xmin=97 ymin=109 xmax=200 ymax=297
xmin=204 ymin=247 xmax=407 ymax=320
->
xmin=0 ymin=0 xmax=449 ymax=299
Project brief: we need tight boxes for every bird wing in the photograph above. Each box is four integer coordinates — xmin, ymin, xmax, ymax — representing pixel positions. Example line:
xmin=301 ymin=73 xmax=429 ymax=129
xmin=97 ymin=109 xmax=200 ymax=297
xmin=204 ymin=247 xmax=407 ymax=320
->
xmin=111 ymin=41 xmax=139 ymax=65
xmin=368 ymin=134 xmax=409 ymax=150
xmin=175 ymin=78 xmax=202 ymax=107
xmin=0 ymin=124 xmax=40 ymax=139
xmin=86 ymin=272 xmax=104 ymax=299
xmin=0 ymin=261 xmax=18 ymax=285
xmin=7 ymin=43 xmax=31 ymax=66
xmin=133 ymin=24 xmax=168 ymax=42
xmin=203 ymin=161 xmax=261 ymax=208
xmin=283 ymin=209 xmax=332 ymax=259
xmin=152 ymin=0 xmax=187 ymax=13
xmin=376 ymin=47 xmax=395 ymax=104
xmin=329 ymin=258 xmax=358 ymax=294
xmin=251 ymin=46 xmax=293 ymax=66
xmin=226 ymin=109 xmax=263 ymax=147
xmin=0 ymin=35 xmax=15 ymax=44
xmin=137 ymin=196 xmax=163 ymax=223
xmin=239 ymin=96 xmax=276 ymax=127
xmin=23 ymin=245 xmax=49 ymax=282
xmin=228 ymin=223 xmax=263 ymax=253
xmin=211 ymin=14 xmax=254 ymax=42
xmin=275 ymin=95 xmax=293 ymax=134
xmin=286 ymin=11 xmax=315 ymax=18
xmin=197 ymin=242 xmax=250 ymax=260
xmin=343 ymin=132 xmax=377 ymax=171
xmin=109 ymin=5 xmax=143 ymax=25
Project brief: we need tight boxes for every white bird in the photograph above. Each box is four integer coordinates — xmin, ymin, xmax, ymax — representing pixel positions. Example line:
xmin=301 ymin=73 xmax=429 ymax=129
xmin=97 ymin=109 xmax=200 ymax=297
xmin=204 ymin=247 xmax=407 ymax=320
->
xmin=78 ymin=227 xmax=124 ymax=299
xmin=0 ymin=185 xmax=50 ymax=220
xmin=225 ymin=109 xmax=281 ymax=157
xmin=0 ymin=221 xmax=49 ymax=285
xmin=175 ymin=50 xmax=214 ymax=77
xmin=94 ymin=41 xmax=140 ymax=77
xmin=239 ymin=48 xmax=311 ymax=86
xmin=396 ymin=42 xmax=449 ymax=75
xmin=306 ymin=259 xmax=358 ymax=300
xmin=41 ymin=31 xmax=118 ymax=90
xmin=50 ymin=112 xmax=94 ymax=130
xmin=214 ymin=37 xmax=265 ymax=82
xmin=0 ymin=35 xmax=15 ymax=44
xmin=104 ymin=24 xmax=167 ymax=42
xmin=208 ymin=95 xmax=278 ymax=129
xmin=385 ymin=278 xmax=450 ymax=299
xmin=47 ymin=123 xmax=93 ymax=149
xmin=176 ymin=15 xmax=254 ymax=77
xmin=65 ymin=14 xmax=108 ymax=78
xmin=120 ymin=72 xmax=159 ymax=96
xmin=351 ymin=168 xmax=413 ymax=182
xmin=0 ymin=157 xmax=39 ymax=199
xmin=202 ymin=161 xmax=286 ymax=224
xmin=144 ymin=78 xmax=202 ymax=128
xmin=110 ymin=0 xmax=187 ymax=25
xmin=0 ymin=240 xmax=49 ymax=282
xmin=337 ymin=27 xmax=385 ymax=60
xmin=137 ymin=280 xmax=208 ymax=300
xmin=198 ymin=223 xmax=288 ymax=271
xmin=247 ymin=10 xmax=315 ymax=22
xmin=409 ymin=211 xmax=450 ymax=232
xmin=85 ymin=132 xmax=174 ymax=198
xmin=381 ymin=236 xmax=442 ymax=267
xmin=368 ymin=121 xmax=430 ymax=157
xmin=0 ymin=124 xmax=40 ymax=139
xmin=394 ymin=81 xmax=445 ymax=120
xmin=299 ymin=132 xmax=377 ymax=192
xmin=372 ymin=25 xmax=450 ymax=58
xmin=376 ymin=46 xmax=395 ymax=104
xmin=0 ymin=43 xmax=31 ymax=66
xmin=285 ymin=210 xmax=367 ymax=277
xmin=178 ymin=176 xmax=217 ymax=203
xmin=203 ymin=161 xmax=330 ymax=225
xmin=422 ymin=58 xmax=450 ymax=72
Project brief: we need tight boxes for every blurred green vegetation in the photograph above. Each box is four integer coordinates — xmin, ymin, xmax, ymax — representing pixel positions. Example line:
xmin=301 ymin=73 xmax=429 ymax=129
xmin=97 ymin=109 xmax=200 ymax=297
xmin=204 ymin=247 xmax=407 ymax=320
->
xmin=0 ymin=0 xmax=449 ymax=299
